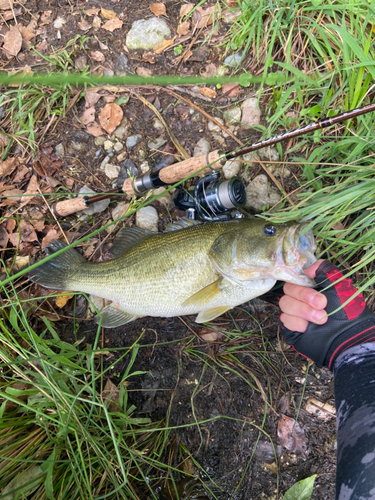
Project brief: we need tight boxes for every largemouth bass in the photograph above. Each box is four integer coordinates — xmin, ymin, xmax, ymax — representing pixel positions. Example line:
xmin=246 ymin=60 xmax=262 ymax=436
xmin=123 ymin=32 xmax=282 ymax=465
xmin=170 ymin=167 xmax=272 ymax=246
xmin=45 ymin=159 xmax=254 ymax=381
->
xmin=31 ymin=218 xmax=316 ymax=328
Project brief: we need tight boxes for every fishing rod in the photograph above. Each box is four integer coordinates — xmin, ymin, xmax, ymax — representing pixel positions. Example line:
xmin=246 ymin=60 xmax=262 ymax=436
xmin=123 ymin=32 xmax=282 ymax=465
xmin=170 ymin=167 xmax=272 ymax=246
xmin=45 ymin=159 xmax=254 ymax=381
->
xmin=53 ymin=101 xmax=375 ymax=217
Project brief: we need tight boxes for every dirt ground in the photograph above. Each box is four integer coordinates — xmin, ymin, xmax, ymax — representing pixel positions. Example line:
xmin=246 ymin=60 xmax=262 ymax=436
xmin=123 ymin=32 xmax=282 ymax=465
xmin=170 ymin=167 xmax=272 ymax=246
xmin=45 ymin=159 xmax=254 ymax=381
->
xmin=0 ymin=0 xmax=337 ymax=498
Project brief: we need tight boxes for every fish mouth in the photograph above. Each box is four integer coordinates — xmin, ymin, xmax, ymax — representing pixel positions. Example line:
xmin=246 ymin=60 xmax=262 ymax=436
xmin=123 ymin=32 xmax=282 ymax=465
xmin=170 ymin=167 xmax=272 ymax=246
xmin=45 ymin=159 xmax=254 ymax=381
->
xmin=275 ymin=223 xmax=317 ymax=286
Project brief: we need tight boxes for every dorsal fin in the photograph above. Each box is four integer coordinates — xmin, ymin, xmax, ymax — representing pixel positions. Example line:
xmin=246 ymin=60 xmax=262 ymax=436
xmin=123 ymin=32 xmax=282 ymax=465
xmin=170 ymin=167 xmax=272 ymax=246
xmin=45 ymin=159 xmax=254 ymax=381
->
xmin=110 ymin=227 xmax=153 ymax=258
xmin=165 ymin=218 xmax=202 ymax=232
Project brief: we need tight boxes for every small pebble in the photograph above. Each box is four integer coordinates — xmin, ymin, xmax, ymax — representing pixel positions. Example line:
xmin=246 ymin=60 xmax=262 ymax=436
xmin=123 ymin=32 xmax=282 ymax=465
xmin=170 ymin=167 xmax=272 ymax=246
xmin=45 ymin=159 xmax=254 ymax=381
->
xmin=140 ymin=161 xmax=151 ymax=173
xmin=148 ymin=137 xmax=167 ymax=150
xmin=126 ymin=134 xmax=142 ymax=149
xmin=113 ymin=142 xmax=123 ymax=152
xmin=153 ymin=119 xmax=164 ymax=130
xmin=55 ymin=143 xmax=65 ymax=156
xmin=136 ymin=206 xmax=159 ymax=232
xmin=100 ymin=155 xmax=112 ymax=170
xmin=95 ymin=136 xmax=106 ymax=146
xmin=224 ymin=106 xmax=241 ymax=127
xmin=112 ymin=202 xmax=130 ymax=221
xmin=224 ymin=52 xmax=243 ymax=67
xmin=104 ymin=140 xmax=114 ymax=151
xmin=223 ymin=159 xmax=242 ymax=179
xmin=194 ymin=138 xmax=210 ymax=157
xmin=117 ymin=152 xmax=127 ymax=162
xmin=105 ymin=164 xmax=121 ymax=179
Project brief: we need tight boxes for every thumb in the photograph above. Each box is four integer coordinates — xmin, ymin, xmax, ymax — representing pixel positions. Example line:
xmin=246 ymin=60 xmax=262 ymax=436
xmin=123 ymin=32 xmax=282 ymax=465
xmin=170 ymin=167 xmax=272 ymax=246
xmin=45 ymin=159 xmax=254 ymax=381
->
xmin=303 ymin=259 xmax=325 ymax=280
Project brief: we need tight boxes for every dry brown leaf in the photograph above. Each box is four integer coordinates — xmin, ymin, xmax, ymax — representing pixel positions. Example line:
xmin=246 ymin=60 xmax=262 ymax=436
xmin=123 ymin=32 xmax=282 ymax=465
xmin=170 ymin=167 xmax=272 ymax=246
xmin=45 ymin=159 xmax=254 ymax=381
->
xmin=201 ymin=62 xmax=217 ymax=77
xmin=277 ymin=414 xmax=307 ymax=459
xmin=98 ymin=103 xmax=123 ymax=135
xmin=0 ymin=224 xmax=9 ymax=248
xmin=90 ymin=50 xmax=105 ymax=62
xmin=42 ymin=228 xmax=61 ymax=249
xmin=101 ymin=378 xmax=120 ymax=411
xmin=0 ymin=158 xmax=17 ymax=177
xmin=87 ymin=122 xmax=105 ymax=137
xmin=103 ymin=95 xmax=116 ymax=103
xmin=142 ymin=52 xmax=157 ymax=64
xmin=175 ymin=49 xmax=192 ymax=63
xmin=85 ymin=90 xmax=101 ymax=107
xmin=222 ymin=83 xmax=240 ymax=97
xmin=16 ymin=25 xmax=36 ymax=46
xmin=101 ymin=18 xmax=123 ymax=32
xmin=55 ymin=293 xmax=74 ymax=308
xmin=153 ymin=38 xmax=174 ymax=54
xmin=177 ymin=21 xmax=190 ymax=36
xmin=19 ymin=219 xmax=38 ymax=243
xmin=198 ymin=87 xmax=217 ymax=99
xmin=200 ymin=331 xmax=223 ymax=342
xmin=180 ymin=3 xmax=194 ymax=17
xmin=101 ymin=7 xmax=117 ymax=19
xmin=6 ymin=217 xmax=16 ymax=233
xmin=13 ymin=165 xmax=29 ymax=183
xmin=40 ymin=10 xmax=52 ymax=25
xmin=0 ymin=0 xmax=13 ymax=9
xmin=21 ymin=174 xmax=39 ymax=205
xmin=3 ymin=27 xmax=22 ymax=58
xmin=136 ymin=67 xmax=153 ymax=77
xmin=150 ymin=2 xmax=166 ymax=17
xmin=0 ymin=189 xmax=23 ymax=206
xmin=85 ymin=8 xmax=100 ymax=16
xmin=0 ymin=132 xmax=10 ymax=147
xmin=193 ymin=6 xmax=216 ymax=29
xmin=93 ymin=16 xmax=101 ymax=28
xmin=78 ymin=19 xmax=92 ymax=31
xmin=83 ymin=240 xmax=97 ymax=258
xmin=80 ymin=106 xmax=96 ymax=125
xmin=226 ymin=0 xmax=239 ymax=6
xmin=305 ymin=398 xmax=336 ymax=421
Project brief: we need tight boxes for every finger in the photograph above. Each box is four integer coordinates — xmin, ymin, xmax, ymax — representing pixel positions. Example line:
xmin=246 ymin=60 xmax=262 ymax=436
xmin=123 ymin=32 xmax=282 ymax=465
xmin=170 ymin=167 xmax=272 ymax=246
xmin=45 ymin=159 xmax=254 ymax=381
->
xmin=279 ymin=295 xmax=328 ymax=324
xmin=280 ymin=313 xmax=309 ymax=333
xmin=283 ymin=282 xmax=327 ymax=310
xmin=303 ymin=259 xmax=325 ymax=279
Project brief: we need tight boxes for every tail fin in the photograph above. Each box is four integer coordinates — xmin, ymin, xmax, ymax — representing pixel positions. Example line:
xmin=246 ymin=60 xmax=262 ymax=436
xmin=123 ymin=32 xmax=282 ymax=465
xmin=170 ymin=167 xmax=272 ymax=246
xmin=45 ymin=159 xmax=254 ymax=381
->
xmin=30 ymin=240 xmax=86 ymax=290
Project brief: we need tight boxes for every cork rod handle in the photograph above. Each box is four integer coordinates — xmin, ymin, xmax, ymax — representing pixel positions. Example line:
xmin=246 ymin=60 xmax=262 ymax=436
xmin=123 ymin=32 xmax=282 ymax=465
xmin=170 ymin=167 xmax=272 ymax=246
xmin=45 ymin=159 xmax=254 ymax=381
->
xmin=53 ymin=197 xmax=88 ymax=217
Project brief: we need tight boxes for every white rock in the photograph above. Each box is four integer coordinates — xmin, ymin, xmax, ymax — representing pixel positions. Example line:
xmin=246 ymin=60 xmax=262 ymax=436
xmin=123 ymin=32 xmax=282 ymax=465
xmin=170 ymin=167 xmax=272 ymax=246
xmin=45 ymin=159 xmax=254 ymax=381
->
xmin=224 ymin=106 xmax=241 ymax=127
xmin=194 ymin=138 xmax=210 ymax=157
xmin=241 ymin=97 xmax=261 ymax=128
xmin=224 ymin=52 xmax=243 ymax=67
xmin=244 ymin=174 xmax=281 ymax=211
xmin=140 ymin=161 xmax=151 ymax=173
xmin=136 ymin=206 xmax=159 ymax=232
xmin=257 ymin=146 xmax=279 ymax=162
xmin=113 ymin=142 xmax=123 ymax=152
xmin=112 ymin=202 xmax=130 ymax=220
xmin=208 ymin=117 xmax=229 ymax=138
xmin=153 ymin=119 xmax=164 ymax=130
xmin=55 ymin=143 xmax=65 ymax=156
xmin=104 ymin=140 xmax=114 ymax=151
xmin=105 ymin=163 xmax=120 ymax=180
xmin=126 ymin=18 xmax=171 ymax=50
xmin=223 ymin=159 xmax=242 ymax=179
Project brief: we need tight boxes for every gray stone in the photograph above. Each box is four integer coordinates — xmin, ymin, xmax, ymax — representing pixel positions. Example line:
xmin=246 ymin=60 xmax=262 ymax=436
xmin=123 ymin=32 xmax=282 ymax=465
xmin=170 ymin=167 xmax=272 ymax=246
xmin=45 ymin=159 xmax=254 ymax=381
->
xmin=105 ymin=163 xmax=121 ymax=180
xmin=148 ymin=137 xmax=167 ymax=150
xmin=113 ymin=142 xmax=123 ymax=152
xmin=126 ymin=18 xmax=171 ymax=51
xmin=241 ymin=97 xmax=261 ymax=128
xmin=257 ymin=145 xmax=280 ymax=162
xmin=100 ymin=155 xmax=112 ymax=170
xmin=79 ymin=185 xmax=110 ymax=215
xmin=211 ymin=133 xmax=225 ymax=146
xmin=224 ymin=106 xmax=241 ymax=127
xmin=244 ymin=174 xmax=281 ymax=212
xmin=112 ymin=202 xmax=130 ymax=221
xmin=114 ymin=53 xmax=131 ymax=75
xmin=224 ymin=52 xmax=243 ymax=67
xmin=113 ymin=126 xmax=128 ymax=139
xmin=69 ymin=141 xmax=86 ymax=152
xmin=223 ymin=159 xmax=242 ymax=179
xmin=208 ymin=117 xmax=229 ymax=138
xmin=95 ymin=136 xmax=106 ymax=146
xmin=126 ymin=134 xmax=142 ymax=149
xmin=117 ymin=152 xmax=127 ymax=162
xmin=136 ymin=206 xmax=159 ymax=232
xmin=55 ymin=143 xmax=64 ymax=156
xmin=194 ymin=138 xmax=210 ymax=157
xmin=103 ymin=68 xmax=114 ymax=77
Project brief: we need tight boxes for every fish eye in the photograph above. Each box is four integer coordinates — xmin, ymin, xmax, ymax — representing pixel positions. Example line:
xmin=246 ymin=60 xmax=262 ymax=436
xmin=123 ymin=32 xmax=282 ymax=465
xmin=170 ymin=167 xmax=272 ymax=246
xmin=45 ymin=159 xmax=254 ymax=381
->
xmin=263 ymin=225 xmax=277 ymax=236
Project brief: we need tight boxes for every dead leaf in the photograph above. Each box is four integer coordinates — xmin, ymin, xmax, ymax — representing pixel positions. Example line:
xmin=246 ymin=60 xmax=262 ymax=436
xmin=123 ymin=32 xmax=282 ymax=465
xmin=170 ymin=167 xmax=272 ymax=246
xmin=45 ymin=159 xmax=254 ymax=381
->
xmin=177 ymin=21 xmax=190 ymax=36
xmin=3 ymin=26 xmax=22 ymax=58
xmin=222 ymin=83 xmax=240 ymax=97
xmin=90 ymin=50 xmax=105 ymax=62
xmin=83 ymin=240 xmax=97 ymax=258
xmin=78 ymin=19 xmax=92 ymax=31
xmin=193 ymin=6 xmax=217 ymax=29
xmin=93 ymin=16 xmax=101 ymax=29
xmin=142 ymin=52 xmax=157 ymax=64
xmin=19 ymin=219 xmax=38 ymax=243
xmin=180 ymin=3 xmax=194 ymax=17
xmin=40 ymin=11 xmax=53 ymax=26
xmin=0 ymin=224 xmax=8 ymax=248
xmin=175 ymin=49 xmax=192 ymax=63
xmin=0 ymin=0 xmax=13 ymax=9
xmin=226 ymin=0 xmax=239 ymax=6
xmin=13 ymin=165 xmax=29 ymax=183
xmin=85 ymin=90 xmax=101 ymax=108
xmin=55 ymin=293 xmax=74 ymax=308
xmin=150 ymin=2 xmax=167 ymax=17
xmin=36 ymin=40 xmax=49 ymax=53
xmin=200 ymin=331 xmax=223 ymax=342
xmin=42 ymin=228 xmax=61 ymax=249
xmin=101 ymin=18 xmax=123 ymax=32
xmin=0 ymin=132 xmax=10 ymax=147
xmin=21 ymin=174 xmax=39 ymax=205
xmin=198 ymin=87 xmax=217 ymax=99
xmin=136 ymin=67 xmax=153 ymax=77
xmin=153 ymin=38 xmax=174 ymax=54
xmin=103 ymin=95 xmax=116 ymax=103
xmin=201 ymin=62 xmax=217 ymax=77
xmin=80 ymin=106 xmax=96 ymax=125
xmin=87 ymin=122 xmax=105 ymax=137
xmin=98 ymin=103 xmax=123 ymax=135
xmin=85 ymin=8 xmax=100 ymax=16
xmin=305 ymin=398 xmax=336 ymax=421
xmin=0 ymin=158 xmax=17 ymax=177
xmin=277 ymin=414 xmax=307 ymax=459
xmin=101 ymin=378 xmax=120 ymax=411
xmin=0 ymin=189 xmax=23 ymax=207
xmin=16 ymin=24 xmax=36 ymax=47
xmin=101 ymin=7 xmax=117 ymax=19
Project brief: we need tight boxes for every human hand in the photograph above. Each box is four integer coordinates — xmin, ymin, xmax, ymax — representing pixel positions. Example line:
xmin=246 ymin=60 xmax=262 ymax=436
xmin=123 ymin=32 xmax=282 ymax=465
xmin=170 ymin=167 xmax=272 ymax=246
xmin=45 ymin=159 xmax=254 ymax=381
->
xmin=279 ymin=260 xmax=375 ymax=369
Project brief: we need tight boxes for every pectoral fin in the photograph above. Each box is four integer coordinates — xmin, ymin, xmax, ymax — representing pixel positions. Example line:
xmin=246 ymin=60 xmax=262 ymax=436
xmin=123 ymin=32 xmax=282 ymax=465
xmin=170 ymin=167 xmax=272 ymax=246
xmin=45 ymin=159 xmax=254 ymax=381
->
xmin=95 ymin=304 xmax=141 ymax=328
xmin=182 ymin=279 xmax=222 ymax=307
xmin=195 ymin=306 xmax=230 ymax=323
